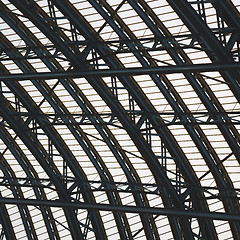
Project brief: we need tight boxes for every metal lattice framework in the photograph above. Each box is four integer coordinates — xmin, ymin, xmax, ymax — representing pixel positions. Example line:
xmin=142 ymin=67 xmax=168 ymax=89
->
xmin=0 ymin=0 xmax=240 ymax=239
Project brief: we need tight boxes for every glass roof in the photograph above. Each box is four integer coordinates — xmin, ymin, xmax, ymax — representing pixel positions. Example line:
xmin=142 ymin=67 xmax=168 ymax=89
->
xmin=0 ymin=0 xmax=240 ymax=239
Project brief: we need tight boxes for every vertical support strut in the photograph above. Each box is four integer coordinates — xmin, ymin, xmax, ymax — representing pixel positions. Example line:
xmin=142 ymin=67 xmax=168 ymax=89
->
xmin=129 ymin=93 xmax=135 ymax=124
xmin=216 ymin=5 xmax=227 ymax=46
xmin=111 ymin=76 xmax=118 ymax=99
xmin=48 ymin=138 xmax=53 ymax=169
xmin=145 ymin=118 xmax=151 ymax=147
xmin=91 ymin=48 xmax=99 ymax=70
xmin=196 ymin=0 xmax=207 ymax=23
xmin=82 ymin=212 xmax=91 ymax=240
xmin=15 ymin=96 xmax=20 ymax=112
xmin=161 ymin=140 xmax=167 ymax=174
xmin=70 ymin=21 xmax=80 ymax=54
xmin=63 ymin=153 xmax=68 ymax=186
xmin=176 ymin=163 xmax=181 ymax=194
xmin=47 ymin=0 xmax=59 ymax=35
xmin=235 ymin=40 xmax=240 ymax=62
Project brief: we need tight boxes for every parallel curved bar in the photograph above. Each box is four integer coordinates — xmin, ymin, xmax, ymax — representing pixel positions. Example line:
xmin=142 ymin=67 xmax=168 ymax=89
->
xmin=0 ymin=0 xmax=239 ymax=239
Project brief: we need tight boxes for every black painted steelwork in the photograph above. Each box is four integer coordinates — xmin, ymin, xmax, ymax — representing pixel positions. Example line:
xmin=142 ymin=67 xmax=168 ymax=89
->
xmin=0 ymin=0 xmax=239 ymax=239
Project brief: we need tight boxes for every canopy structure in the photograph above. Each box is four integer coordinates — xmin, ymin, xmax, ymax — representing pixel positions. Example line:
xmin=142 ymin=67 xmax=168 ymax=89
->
xmin=0 ymin=0 xmax=240 ymax=239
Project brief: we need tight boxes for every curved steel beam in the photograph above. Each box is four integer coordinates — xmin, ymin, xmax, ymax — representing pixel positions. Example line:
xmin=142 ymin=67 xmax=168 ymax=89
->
xmin=0 ymin=89 xmax=84 ymax=239
xmin=166 ymin=1 xmax=240 ymax=163
xmin=0 ymin=5 xmax=110 ymax=236
xmin=6 ymin=0 xmax=188 ymax=238
xmin=0 ymin=6 xmax=146 ymax=238
xmin=0 ymin=192 xmax=16 ymax=240
xmin=52 ymin=1 xmax=224 ymax=239
xmin=0 ymin=125 xmax=60 ymax=240
xmin=126 ymin=0 xmax=240 ymax=237
xmin=55 ymin=0 xmax=240 ymax=238
xmin=1 ymin=0 xmax=239 ymax=239
xmin=0 ymin=154 xmax=37 ymax=240
xmin=166 ymin=1 xmax=240 ymax=237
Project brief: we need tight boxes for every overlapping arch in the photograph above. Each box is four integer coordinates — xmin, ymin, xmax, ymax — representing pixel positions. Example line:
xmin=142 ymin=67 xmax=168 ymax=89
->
xmin=0 ymin=0 xmax=239 ymax=239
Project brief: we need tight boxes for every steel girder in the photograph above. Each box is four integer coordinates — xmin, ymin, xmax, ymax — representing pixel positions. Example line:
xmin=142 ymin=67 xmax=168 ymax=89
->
xmin=0 ymin=0 xmax=239 ymax=239
xmin=0 ymin=63 xmax=240 ymax=79
xmin=0 ymin=2 xmax=159 ymax=238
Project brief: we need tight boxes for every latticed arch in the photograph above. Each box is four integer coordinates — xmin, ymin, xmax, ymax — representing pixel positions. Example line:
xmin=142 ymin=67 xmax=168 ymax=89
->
xmin=0 ymin=0 xmax=239 ymax=239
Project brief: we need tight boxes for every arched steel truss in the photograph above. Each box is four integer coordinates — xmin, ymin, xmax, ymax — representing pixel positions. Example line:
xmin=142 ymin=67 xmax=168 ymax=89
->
xmin=0 ymin=0 xmax=240 ymax=239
